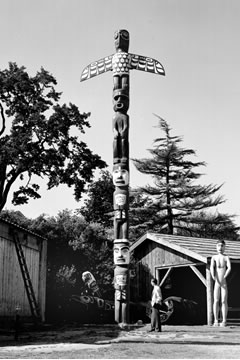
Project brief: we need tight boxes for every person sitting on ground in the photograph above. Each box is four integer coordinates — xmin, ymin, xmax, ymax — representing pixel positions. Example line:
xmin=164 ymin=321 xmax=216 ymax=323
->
xmin=210 ymin=240 xmax=231 ymax=327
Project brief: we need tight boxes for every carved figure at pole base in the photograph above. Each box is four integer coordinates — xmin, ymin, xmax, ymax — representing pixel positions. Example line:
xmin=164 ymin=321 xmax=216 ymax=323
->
xmin=114 ymin=266 xmax=129 ymax=326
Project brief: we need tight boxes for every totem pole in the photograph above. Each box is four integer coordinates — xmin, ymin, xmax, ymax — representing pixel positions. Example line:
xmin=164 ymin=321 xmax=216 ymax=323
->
xmin=80 ymin=30 xmax=165 ymax=327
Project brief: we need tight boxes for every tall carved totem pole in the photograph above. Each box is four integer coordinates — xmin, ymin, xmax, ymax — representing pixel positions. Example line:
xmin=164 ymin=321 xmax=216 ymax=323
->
xmin=80 ymin=30 xmax=165 ymax=327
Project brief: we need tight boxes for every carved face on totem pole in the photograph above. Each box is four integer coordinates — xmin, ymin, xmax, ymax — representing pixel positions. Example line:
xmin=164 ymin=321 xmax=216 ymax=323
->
xmin=114 ymin=29 xmax=129 ymax=52
xmin=113 ymin=90 xmax=129 ymax=112
xmin=114 ymin=239 xmax=130 ymax=265
xmin=114 ymin=188 xmax=128 ymax=209
xmin=115 ymin=266 xmax=128 ymax=286
xmin=113 ymin=164 xmax=129 ymax=186
xmin=115 ymin=192 xmax=126 ymax=206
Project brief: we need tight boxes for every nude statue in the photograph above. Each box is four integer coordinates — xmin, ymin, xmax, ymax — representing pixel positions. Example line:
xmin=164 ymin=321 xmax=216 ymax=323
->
xmin=210 ymin=240 xmax=231 ymax=326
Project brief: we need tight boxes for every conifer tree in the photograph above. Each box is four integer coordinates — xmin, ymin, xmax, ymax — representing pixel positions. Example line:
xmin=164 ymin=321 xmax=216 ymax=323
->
xmin=132 ymin=115 xmax=225 ymax=235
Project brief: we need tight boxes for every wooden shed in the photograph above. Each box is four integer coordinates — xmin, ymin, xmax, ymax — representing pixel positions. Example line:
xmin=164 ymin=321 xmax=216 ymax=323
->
xmin=0 ymin=218 xmax=47 ymax=325
xmin=130 ymin=232 xmax=240 ymax=325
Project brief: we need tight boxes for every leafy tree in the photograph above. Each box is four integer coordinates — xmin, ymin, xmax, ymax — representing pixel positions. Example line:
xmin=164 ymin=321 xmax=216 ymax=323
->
xmin=79 ymin=170 xmax=114 ymax=227
xmin=132 ymin=115 xmax=225 ymax=235
xmin=29 ymin=210 xmax=114 ymax=320
xmin=0 ymin=209 xmax=31 ymax=228
xmin=0 ymin=62 xmax=106 ymax=211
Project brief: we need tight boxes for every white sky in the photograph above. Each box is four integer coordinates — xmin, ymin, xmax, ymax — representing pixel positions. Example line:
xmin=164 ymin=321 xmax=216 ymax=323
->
xmin=1 ymin=0 xmax=240 ymax=225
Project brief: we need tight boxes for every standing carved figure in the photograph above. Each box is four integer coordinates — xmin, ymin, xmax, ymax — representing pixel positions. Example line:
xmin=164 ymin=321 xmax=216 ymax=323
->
xmin=210 ymin=240 xmax=231 ymax=327
xmin=80 ymin=29 xmax=165 ymax=327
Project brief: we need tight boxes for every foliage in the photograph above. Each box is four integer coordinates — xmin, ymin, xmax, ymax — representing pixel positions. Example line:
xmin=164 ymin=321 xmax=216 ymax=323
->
xmin=177 ymin=211 xmax=240 ymax=240
xmin=0 ymin=62 xmax=106 ymax=211
xmin=129 ymin=189 xmax=169 ymax=240
xmin=29 ymin=210 xmax=114 ymax=319
xmin=132 ymin=115 xmax=226 ymax=235
xmin=0 ymin=209 xmax=31 ymax=228
xmin=78 ymin=170 xmax=114 ymax=227
xmin=1 ymin=208 xmax=114 ymax=320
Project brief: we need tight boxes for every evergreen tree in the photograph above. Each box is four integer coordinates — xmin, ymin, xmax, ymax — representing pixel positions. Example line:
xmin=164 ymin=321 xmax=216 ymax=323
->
xmin=132 ymin=115 xmax=225 ymax=235
xmin=128 ymin=190 xmax=167 ymax=240
xmin=179 ymin=211 xmax=240 ymax=240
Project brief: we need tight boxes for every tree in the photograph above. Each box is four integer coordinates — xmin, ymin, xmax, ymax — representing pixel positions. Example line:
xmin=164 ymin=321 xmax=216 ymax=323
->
xmin=0 ymin=209 xmax=31 ymax=228
xmin=132 ymin=115 xmax=225 ymax=235
xmin=27 ymin=210 xmax=114 ymax=320
xmin=78 ymin=170 xmax=154 ymax=241
xmin=128 ymin=190 xmax=165 ymax=240
xmin=178 ymin=211 xmax=240 ymax=240
xmin=0 ymin=62 xmax=106 ymax=211
xmin=79 ymin=170 xmax=114 ymax=227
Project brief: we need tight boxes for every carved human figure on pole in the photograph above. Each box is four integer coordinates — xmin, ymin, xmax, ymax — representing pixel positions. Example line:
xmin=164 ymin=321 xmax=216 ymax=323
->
xmin=113 ymin=164 xmax=129 ymax=241
xmin=112 ymin=88 xmax=129 ymax=164
xmin=113 ymin=112 xmax=129 ymax=164
xmin=210 ymin=240 xmax=231 ymax=327
xmin=113 ymin=187 xmax=128 ymax=239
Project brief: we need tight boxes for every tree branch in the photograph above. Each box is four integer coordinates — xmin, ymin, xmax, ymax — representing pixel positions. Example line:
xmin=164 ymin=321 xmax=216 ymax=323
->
xmin=0 ymin=102 xmax=6 ymax=136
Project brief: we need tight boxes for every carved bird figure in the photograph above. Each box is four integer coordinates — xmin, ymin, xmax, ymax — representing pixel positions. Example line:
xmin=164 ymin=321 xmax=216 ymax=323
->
xmin=80 ymin=29 xmax=165 ymax=82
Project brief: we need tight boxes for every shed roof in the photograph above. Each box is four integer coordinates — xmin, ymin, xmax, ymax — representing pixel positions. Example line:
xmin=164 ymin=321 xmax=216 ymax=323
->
xmin=0 ymin=217 xmax=47 ymax=241
xmin=130 ymin=232 xmax=240 ymax=264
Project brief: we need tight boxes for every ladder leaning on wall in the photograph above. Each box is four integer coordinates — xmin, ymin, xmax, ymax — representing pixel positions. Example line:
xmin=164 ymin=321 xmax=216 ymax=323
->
xmin=11 ymin=228 xmax=41 ymax=323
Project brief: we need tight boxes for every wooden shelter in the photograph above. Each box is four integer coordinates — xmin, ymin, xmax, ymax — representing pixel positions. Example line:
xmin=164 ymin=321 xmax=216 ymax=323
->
xmin=130 ymin=232 xmax=240 ymax=325
xmin=0 ymin=218 xmax=47 ymax=325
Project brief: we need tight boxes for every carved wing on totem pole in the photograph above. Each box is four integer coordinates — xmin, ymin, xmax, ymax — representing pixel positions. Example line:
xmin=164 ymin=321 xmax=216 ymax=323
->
xmin=80 ymin=53 xmax=165 ymax=81
xmin=80 ymin=55 xmax=114 ymax=81
xmin=129 ymin=54 xmax=165 ymax=75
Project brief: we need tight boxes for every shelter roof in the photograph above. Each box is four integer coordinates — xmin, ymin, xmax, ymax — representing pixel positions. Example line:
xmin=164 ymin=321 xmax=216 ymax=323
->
xmin=130 ymin=232 xmax=240 ymax=263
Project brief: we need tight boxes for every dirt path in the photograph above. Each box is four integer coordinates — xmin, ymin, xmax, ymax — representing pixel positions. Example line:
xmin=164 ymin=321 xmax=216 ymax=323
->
xmin=1 ymin=324 xmax=240 ymax=358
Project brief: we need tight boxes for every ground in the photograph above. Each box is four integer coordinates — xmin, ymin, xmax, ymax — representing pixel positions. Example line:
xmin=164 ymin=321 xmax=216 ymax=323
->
xmin=1 ymin=323 xmax=240 ymax=359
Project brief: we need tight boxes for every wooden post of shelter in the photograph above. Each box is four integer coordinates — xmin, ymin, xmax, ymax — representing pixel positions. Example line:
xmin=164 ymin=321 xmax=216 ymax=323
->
xmin=206 ymin=262 xmax=213 ymax=326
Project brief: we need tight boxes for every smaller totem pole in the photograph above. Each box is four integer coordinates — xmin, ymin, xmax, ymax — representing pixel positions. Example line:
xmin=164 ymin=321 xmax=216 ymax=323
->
xmin=80 ymin=29 xmax=165 ymax=327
